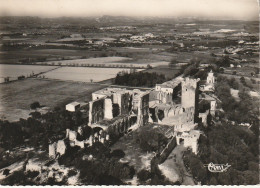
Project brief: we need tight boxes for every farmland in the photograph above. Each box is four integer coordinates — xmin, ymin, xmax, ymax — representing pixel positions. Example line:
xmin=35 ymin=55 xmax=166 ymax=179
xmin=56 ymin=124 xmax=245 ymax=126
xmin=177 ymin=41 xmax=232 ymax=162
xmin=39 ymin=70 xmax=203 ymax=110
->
xmin=0 ymin=64 xmax=58 ymax=80
xmin=35 ymin=56 xmax=132 ymax=66
xmin=0 ymin=78 xmax=105 ymax=121
xmin=43 ymin=67 xmax=144 ymax=82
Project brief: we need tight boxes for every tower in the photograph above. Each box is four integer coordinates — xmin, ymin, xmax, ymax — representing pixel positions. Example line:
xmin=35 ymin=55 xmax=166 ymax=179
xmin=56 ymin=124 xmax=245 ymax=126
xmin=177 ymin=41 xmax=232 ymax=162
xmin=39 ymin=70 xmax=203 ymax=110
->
xmin=181 ymin=78 xmax=200 ymax=121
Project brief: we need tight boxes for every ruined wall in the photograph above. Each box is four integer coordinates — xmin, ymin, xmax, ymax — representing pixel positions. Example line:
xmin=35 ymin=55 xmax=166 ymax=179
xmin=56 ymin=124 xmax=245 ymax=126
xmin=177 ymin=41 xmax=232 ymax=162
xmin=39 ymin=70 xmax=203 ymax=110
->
xmin=150 ymin=105 xmax=195 ymax=126
xmin=150 ymin=90 xmax=173 ymax=104
xmin=104 ymin=98 xmax=113 ymax=119
xmin=149 ymin=90 xmax=159 ymax=102
xmin=159 ymin=136 xmax=177 ymax=164
xmin=210 ymin=100 xmax=216 ymax=116
xmin=174 ymin=122 xmax=197 ymax=132
xmin=88 ymin=98 xmax=105 ymax=125
xmin=199 ymin=110 xmax=209 ymax=127
xmin=139 ymin=92 xmax=150 ymax=126
xmin=176 ymin=130 xmax=200 ymax=154
xmin=49 ymin=140 xmax=67 ymax=159
xmin=120 ymin=92 xmax=131 ymax=115
xmin=107 ymin=115 xmax=136 ymax=136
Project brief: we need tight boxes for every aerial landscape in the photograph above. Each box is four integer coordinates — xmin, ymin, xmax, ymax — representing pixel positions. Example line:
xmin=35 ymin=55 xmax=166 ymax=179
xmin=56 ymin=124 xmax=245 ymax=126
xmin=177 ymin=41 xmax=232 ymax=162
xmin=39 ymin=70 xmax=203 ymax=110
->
xmin=0 ymin=0 xmax=259 ymax=186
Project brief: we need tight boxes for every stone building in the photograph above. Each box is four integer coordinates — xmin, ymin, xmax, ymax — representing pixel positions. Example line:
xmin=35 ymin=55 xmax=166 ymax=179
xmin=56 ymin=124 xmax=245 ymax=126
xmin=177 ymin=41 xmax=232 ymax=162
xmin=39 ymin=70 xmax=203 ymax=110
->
xmin=181 ymin=78 xmax=200 ymax=110
xmin=181 ymin=78 xmax=200 ymax=121
xmin=151 ymin=78 xmax=183 ymax=104
xmin=90 ymin=88 xmax=149 ymax=127
xmin=66 ymin=102 xmax=80 ymax=112
xmin=200 ymin=70 xmax=215 ymax=92
xmin=176 ymin=130 xmax=201 ymax=154
xmin=206 ymin=70 xmax=215 ymax=84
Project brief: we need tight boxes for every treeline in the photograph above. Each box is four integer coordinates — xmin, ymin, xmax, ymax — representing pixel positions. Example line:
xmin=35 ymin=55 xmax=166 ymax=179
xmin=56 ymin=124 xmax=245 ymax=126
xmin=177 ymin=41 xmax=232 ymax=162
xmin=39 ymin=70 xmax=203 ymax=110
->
xmin=184 ymin=123 xmax=259 ymax=185
xmin=182 ymin=76 xmax=259 ymax=185
xmin=180 ymin=61 xmax=259 ymax=185
xmin=114 ymin=72 xmax=167 ymax=87
xmin=215 ymin=75 xmax=259 ymax=125
xmin=175 ymin=59 xmax=219 ymax=80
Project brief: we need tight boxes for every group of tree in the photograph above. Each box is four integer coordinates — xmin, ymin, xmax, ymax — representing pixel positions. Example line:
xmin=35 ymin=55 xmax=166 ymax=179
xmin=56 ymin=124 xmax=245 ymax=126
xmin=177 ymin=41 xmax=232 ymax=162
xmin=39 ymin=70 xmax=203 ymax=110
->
xmin=0 ymin=107 xmax=87 ymax=151
xmin=184 ymin=122 xmax=259 ymax=185
xmin=114 ymin=72 xmax=167 ymax=87
xmin=176 ymin=58 xmax=219 ymax=81
xmin=57 ymin=142 xmax=135 ymax=185
xmin=134 ymin=125 xmax=168 ymax=153
xmin=215 ymin=75 xmax=259 ymax=124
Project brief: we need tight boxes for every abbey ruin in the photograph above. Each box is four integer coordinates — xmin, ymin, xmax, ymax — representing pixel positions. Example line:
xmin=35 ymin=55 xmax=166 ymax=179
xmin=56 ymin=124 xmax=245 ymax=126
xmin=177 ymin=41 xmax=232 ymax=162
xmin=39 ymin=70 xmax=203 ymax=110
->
xmin=49 ymin=71 xmax=216 ymax=158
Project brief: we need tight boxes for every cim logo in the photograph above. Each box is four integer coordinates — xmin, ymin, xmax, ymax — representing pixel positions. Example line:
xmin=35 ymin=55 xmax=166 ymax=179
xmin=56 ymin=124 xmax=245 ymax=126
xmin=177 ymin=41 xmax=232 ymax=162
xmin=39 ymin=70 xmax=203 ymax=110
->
xmin=204 ymin=162 xmax=231 ymax=173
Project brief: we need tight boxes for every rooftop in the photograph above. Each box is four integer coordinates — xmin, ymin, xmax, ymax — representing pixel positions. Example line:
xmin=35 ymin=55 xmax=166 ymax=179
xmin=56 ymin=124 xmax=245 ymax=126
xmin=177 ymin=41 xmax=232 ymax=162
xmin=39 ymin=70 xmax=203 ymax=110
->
xmin=66 ymin=101 xmax=80 ymax=106
xmin=156 ymin=77 xmax=183 ymax=89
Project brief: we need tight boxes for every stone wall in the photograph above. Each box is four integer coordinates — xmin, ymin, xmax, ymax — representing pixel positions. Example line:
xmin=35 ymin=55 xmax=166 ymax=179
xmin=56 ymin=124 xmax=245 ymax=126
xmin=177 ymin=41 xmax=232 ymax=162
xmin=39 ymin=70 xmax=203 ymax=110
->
xmin=107 ymin=115 xmax=137 ymax=136
xmin=158 ymin=136 xmax=177 ymax=164
xmin=88 ymin=98 xmax=105 ymax=125
xmin=120 ymin=92 xmax=132 ymax=115
xmin=138 ymin=92 xmax=150 ymax=126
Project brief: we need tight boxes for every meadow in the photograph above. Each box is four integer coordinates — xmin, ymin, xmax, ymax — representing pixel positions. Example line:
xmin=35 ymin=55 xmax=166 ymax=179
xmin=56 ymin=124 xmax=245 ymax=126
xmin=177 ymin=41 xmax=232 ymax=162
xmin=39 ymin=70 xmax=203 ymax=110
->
xmin=0 ymin=64 xmax=58 ymax=82
xmin=0 ymin=78 xmax=105 ymax=122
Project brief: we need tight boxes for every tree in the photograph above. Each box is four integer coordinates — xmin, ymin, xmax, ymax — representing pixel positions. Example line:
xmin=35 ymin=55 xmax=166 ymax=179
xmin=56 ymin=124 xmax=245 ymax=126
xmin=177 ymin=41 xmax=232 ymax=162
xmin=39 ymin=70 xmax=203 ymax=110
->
xmin=3 ymin=169 xmax=10 ymax=176
xmin=218 ymin=56 xmax=230 ymax=67
xmin=30 ymin=101 xmax=40 ymax=109
xmin=147 ymin=64 xmax=152 ymax=69
xmin=219 ymin=67 xmax=224 ymax=73
xmin=240 ymin=76 xmax=245 ymax=82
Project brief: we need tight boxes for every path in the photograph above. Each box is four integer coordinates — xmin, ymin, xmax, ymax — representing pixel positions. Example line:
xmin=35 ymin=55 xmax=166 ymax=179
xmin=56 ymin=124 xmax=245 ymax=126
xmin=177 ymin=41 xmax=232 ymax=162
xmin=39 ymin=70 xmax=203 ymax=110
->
xmin=159 ymin=144 xmax=195 ymax=185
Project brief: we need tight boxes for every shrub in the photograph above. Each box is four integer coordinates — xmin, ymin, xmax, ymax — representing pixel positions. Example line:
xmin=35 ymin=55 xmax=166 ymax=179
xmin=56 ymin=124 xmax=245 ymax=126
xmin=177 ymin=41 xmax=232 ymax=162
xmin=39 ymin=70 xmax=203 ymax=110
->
xmin=110 ymin=149 xmax=125 ymax=159
xmin=26 ymin=170 xmax=39 ymax=178
xmin=68 ymin=169 xmax=77 ymax=177
xmin=137 ymin=169 xmax=151 ymax=182
xmin=29 ymin=111 xmax=41 ymax=119
xmin=3 ymin=169 xmax=10 ymax=176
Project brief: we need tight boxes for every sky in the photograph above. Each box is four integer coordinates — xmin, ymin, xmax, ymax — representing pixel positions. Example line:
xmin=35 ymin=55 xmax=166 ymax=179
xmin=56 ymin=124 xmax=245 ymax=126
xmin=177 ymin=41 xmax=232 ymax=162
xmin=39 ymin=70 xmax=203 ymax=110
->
xmin=0 ymin=0 xmax=259 ymax=20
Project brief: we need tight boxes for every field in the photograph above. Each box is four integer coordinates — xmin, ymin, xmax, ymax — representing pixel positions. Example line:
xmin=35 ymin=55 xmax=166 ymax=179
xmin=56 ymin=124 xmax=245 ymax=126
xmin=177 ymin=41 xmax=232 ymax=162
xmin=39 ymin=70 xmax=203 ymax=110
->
xmin=35 ymin=56 xmax=132 ymax=66
xmin=0 ymin=78 xmax=105 ymax=121
xmin=34 ymin=56 xmax=170 ymax=68
xmin=0 ymin=64 xmax=58 ymax=78
xmin=43 ymin=67 xmax=144 ymax=82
